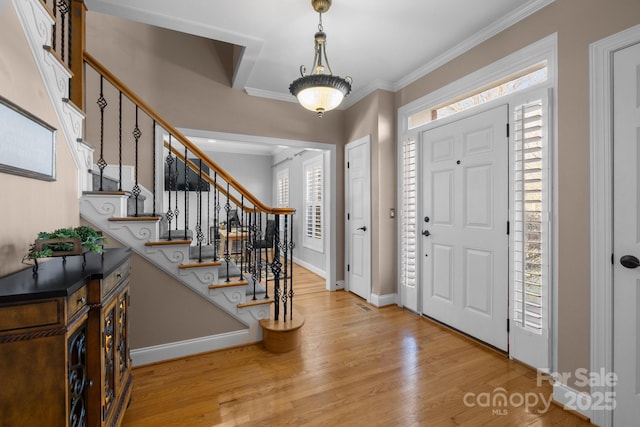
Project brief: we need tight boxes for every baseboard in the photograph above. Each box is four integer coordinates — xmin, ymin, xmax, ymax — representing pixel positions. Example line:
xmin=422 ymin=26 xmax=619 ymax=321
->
xmin=292 ymin=256 xmax=326 ymax=278
xmin=552 ymin=381 xmax=592 ymax=421
xmin=370 ymin=292 xmax=397 ymax=307
xmin=131 ymin=329 xmax=252 ymax=366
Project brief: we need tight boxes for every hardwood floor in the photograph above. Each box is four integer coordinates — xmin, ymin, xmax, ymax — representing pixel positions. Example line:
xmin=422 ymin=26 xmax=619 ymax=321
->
xmin=122 ymin=264 xmax=592 ymax=426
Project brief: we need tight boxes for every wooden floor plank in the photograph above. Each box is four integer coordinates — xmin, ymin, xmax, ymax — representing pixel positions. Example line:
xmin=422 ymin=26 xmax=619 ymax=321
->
xmin=122 ymin=264 xmax=593 ymax=427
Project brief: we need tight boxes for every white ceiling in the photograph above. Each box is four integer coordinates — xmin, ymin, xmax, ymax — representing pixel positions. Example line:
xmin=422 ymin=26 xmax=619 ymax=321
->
xmin=85 ymin=0 xmax=553 ymax=109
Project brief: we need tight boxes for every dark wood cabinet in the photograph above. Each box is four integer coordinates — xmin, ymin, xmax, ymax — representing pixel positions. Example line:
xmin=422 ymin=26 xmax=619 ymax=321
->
xmin=0 ymin=248 xmax=132 ymax=427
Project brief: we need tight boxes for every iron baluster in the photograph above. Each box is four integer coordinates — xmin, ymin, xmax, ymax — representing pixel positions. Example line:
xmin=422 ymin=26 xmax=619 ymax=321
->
xmin=165 ymin=135 xmax=174 ymax=241
xmin=246 ymin=210 xmax=256 ymax=299
xmin=213 ymin=173 xmax=220 ymax=261
xmin=281 ymin=214 xmax=288 ymax=320
xmin=195 ymin=160 xmax=205 ymax=262
xmin=289 ymin=214 xmax=295 ymax=320
xmin=239 ymin=196 xmax=244 ymax=279
xmin=52 ymin=0 xmax=57 ymax=52
xmin=224 ymin=182 xmax=231 ymax=282
xmin=152 ymin=121 xmax=157 ymax=215
xmin=173 ymin=155 xmax=179 ymax=230
xmin=131 ymin=106 xmax=142 ymax=217
xmin=96 ymin=76 xmax=107 ymax=191
xmin=57 ymin=0 xmax=69 ymax=64
xmin=271 ymin=214 xmax=282 ymax=320
xmin=261 ymin=211 xmax=269 ymax=299
xmin=118 ymin=92 xmax=122 ymax=191
xmin=183 ymin=148 xmax=189 ymax=241
xmin=206 ymin=186 xmax=211 ymax=246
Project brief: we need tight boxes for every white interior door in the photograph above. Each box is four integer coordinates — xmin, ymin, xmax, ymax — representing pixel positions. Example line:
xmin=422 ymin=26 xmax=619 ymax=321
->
xmin=421 ymin=105 xmax=509 ymax=350
xmin=612 ymin=41 xmax=640 ymax=426
xmin=346 ymin=137 xmax=371 ymax=301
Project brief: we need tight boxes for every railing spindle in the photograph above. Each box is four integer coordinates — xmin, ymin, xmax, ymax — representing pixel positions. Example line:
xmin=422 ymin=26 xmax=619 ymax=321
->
xmin=288 ymin=215 xmax=295 ymax=320
xmin=214 ymin=173 xmax=219 ymax=261
xmin=173 ymin=151 xmax=179 ymax=230
xmin=282 ymin=214 xmax=288 ymax=320
xmin=224 ymin=182 xmax=231 ymax=282
xmin=118 ymin=92 xmax=122 ymax=191
xmin=165 ymin=135 xmax=174 ymax=241
xmin=96 ymin=76 xmax=107 ymax=191
xmin=131 ymin=106 xmax=141 ymax=216
xmin=195 ymin=160 xmax=205 ymax=262
xmin=152 ymin=120 xmax=157 ymax=215
xmin=271 ymin=213 xmax=281 ymax=321
xmin=183 ymin=147 xmax=189 ymax=241
xmin=239 ymin=196 xmax=245 ymax=279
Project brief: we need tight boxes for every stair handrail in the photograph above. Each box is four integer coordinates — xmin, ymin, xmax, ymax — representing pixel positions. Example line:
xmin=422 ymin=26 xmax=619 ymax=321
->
xmin=83 ymin=51 xmax=294 ymax=216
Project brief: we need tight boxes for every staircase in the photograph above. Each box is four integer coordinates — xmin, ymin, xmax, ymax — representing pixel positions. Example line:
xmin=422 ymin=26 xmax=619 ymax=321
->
xmin=14 ymin=0 xmax=297 ymax=364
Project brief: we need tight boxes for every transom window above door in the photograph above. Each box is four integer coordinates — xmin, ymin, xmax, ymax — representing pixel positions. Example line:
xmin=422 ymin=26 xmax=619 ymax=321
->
xmin=408 ymin=61 xmax=548 ymax=130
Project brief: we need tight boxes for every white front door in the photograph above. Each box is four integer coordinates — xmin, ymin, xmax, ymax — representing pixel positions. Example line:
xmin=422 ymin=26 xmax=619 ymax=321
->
xmin=421 ymin=105 xmax=509 ymax=350
xmin=612 ymin=41 xmax=640 ymax=426
xmin=346 ymin=136 xmax=371 ymax=301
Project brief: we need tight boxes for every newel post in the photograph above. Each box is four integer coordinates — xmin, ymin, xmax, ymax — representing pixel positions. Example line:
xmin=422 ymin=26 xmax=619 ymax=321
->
xmin=70 ymin=0 xmax=86 ymax=110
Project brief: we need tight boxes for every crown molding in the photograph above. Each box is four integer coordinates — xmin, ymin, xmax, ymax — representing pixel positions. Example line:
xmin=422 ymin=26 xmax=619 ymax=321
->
xmin=244 ymin=0 xmax=555 ymax=110
xmin=393 ymin=0 xmax=555 ymax=92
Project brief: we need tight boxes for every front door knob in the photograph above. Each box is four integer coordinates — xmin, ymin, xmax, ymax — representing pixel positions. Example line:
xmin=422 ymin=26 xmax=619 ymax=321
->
xmin=357 ymin=226 xmax=367 ymax=232
xmin=422 ymin=230 xmax=431 ymax=237
xmin=620 ymin=255 xmax=640 ymax=269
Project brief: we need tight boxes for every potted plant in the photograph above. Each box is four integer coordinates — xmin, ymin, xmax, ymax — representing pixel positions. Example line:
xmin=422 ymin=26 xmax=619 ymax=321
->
xmin=26 ymin=225 xmax=106 ymax=271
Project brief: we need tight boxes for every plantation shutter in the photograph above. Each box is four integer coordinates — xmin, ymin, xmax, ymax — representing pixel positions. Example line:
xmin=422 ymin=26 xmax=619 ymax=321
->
xmin=401 ymin=139 xmax=418 ymax=290
xmin=277 ymin=169 xmax=289 ymax=207
xmin=512 ymin=99 xmax=548 ymax=333
xmin=277 ymin=169 xmax=289 ymax=237
xmin=303 ymin=156 xmax=323 ymax=251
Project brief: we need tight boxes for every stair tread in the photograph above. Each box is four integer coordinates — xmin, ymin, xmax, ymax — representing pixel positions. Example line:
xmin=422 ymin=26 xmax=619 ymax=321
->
xmin=145 ymin=240 xmax=192 ymax=246
xmin=179 ymin=261 xmax=222 ymax=269
xmin=83 ymin=191 xmax=128 ymax=196
xmin=109 ymin=216 xmax=161 ymax=222
xmin=237 ymin=298 xmax=273 ymax=309
xmin=209 ymin=279 xmax=249 ymax=289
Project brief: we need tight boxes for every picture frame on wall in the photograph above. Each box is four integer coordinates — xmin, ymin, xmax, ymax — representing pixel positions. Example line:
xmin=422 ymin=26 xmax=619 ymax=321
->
xmin=0 ymin=95 xmax=56 ymax=181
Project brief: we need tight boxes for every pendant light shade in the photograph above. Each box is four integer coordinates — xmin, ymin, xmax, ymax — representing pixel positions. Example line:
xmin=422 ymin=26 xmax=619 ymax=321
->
xmin=289 ymin=1 xmax=352 ymax=117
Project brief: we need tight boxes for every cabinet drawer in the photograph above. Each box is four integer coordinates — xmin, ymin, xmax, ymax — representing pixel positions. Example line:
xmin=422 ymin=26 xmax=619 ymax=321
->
xmin=0 ymin=299 xmax=62 ymax=334
xmin=102 ymin=259 xmax=130 ymax=299
xmin=67 ymin=286 xmax=87 ymax=320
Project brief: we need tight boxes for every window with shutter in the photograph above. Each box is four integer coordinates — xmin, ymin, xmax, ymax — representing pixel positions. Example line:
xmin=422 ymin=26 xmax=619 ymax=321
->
xmin=277 ymin=168 xmax=289 ymax=207
xmin=277 ymin=168 xmax=290 ymax=237
xmin=303 ymin=156 xmax=323 ymax=252
xmin=401 ymin=139 xmax=418 ymax=290
xmin=512 ymin=99 xmax=547 ymax=333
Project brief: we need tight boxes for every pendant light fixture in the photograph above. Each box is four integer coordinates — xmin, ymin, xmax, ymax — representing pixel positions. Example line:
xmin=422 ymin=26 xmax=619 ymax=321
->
xmin=289 ymin=0 xmax=352 ymax=118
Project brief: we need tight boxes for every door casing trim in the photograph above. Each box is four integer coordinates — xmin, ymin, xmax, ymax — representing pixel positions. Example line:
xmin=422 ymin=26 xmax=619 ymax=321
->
xmin=589 ymin=23 xmax=640 ymax=427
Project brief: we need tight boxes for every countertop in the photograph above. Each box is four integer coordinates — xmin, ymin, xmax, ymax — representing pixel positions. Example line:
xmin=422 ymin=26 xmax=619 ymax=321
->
xmin=0 ymin=247 xmax=131 ymax=303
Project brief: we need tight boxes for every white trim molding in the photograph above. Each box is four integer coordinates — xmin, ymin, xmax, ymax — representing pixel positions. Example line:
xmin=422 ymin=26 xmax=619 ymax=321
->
xmin=553 ymin=382 xmax=593 ymax=421
xmin=13 ymin=0 xmax=88 ymax=194
xmin=370 ymin=293 xmax=397 ymax=308
xmin=589 ymin=24 xmax=640 ymax=427
xmin=292 ymin=256 xmax=326 ymax=279
xmin=131 ymin=329 xmax=253 ymax=366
